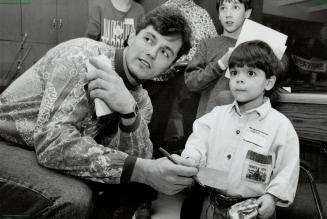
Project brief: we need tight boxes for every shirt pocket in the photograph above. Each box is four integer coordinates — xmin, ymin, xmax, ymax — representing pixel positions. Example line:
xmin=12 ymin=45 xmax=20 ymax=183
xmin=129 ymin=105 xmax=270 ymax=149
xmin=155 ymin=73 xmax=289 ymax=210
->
xmin=242 ymin=150 xmax=273 ymax=184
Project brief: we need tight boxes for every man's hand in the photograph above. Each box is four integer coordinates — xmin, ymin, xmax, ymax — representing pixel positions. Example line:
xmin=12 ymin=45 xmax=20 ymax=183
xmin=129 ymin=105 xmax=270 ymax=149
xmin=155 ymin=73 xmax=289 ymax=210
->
xmin=257 ymin=193 xmax=277 ymax=219
xmin=85 ymin=57 xmax=136 ymax=115
xmin=132 ymin=156 xmax=198 ymax=195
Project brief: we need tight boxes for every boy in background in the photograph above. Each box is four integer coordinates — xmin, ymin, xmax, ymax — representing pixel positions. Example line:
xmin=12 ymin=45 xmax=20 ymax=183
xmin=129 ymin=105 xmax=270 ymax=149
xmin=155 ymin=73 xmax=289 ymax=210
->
xmin=181 ymin=40 xmax=299 ymax=219
xmin=86 ymin=0 xmax=144 ymax=48
xmin=185 ymin=0 xmax=253 ymax=118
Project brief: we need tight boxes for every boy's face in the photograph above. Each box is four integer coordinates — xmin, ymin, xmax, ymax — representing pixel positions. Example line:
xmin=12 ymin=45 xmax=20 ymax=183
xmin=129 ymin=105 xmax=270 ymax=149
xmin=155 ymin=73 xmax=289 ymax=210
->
xmin=125 ymin=26 xmax=182 ymax=80
xmin=229 ymin=65 xmax=276 ymax=111
xmin=218 ymin=0 xmax=252 ymax=39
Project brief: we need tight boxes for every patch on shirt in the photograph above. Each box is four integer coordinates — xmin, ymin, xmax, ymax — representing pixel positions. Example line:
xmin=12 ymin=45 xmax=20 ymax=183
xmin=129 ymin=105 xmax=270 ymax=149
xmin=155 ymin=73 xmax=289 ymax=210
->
xmin=242 ymin=150 xmax=272 ymax=184
xmin=243 ymin=127 xmax=268 ymax=148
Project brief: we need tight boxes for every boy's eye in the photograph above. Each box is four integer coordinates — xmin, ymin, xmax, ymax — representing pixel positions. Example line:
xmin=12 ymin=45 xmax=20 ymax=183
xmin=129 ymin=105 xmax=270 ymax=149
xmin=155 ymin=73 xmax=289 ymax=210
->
xmin=230 ymin=70 xmax=238 ymax=76
xmin=248 ymin=71 xmax=256 ymax=77
xmin=233 ymin=5 xmax=240 ymax=10
xmin=219 ymin=6 xmax=226 ymax=11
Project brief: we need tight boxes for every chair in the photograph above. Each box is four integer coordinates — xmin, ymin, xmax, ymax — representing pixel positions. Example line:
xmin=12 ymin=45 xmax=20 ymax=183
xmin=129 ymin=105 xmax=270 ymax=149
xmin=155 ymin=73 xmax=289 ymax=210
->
xmin=277 ymin=137 xmax=327 ymax=219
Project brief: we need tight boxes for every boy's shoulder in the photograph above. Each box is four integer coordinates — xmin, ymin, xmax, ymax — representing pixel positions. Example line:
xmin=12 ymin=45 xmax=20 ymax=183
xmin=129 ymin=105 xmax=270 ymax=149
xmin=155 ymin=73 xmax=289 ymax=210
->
xmin=201 ymin=35 xmax=237 ymax=47
xmin=269 ymin=107 xmax=295 ymax=128
xmin=208 ymin=103 xmax=234 ymax=115
xmin=132 ymin=1 xmax=145 ymax=12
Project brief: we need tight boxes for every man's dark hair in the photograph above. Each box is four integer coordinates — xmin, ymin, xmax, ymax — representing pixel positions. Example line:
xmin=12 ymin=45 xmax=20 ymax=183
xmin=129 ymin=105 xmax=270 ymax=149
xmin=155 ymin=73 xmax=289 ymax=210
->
xmin=216 ymin=0 xmax=253 ymax=12
xmin=229 ymin=40 xmax=285 ymax=101
xmin=135 ymin=6 xmax=192 ymax=61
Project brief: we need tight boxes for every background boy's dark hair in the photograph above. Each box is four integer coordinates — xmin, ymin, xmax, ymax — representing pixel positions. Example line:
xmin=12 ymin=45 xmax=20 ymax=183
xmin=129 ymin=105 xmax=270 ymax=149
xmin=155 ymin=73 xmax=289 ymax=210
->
xmin=135 ymin=6 xmax=192 ymax=62
xmin=216 ymin=0 xmax=253 ymax=12
xmin=228 ymin=40 xmax=286 ymax=101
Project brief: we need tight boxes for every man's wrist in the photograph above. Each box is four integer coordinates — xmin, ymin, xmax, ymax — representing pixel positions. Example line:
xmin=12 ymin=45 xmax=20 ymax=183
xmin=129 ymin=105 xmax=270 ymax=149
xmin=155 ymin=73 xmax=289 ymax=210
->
xmin=119 ymin=103 xmax=139 ymax=128
xmin=131 ymin=158 xmax=149 ymax=184
xmin=118 ymin=103 xmax=138 ymax=119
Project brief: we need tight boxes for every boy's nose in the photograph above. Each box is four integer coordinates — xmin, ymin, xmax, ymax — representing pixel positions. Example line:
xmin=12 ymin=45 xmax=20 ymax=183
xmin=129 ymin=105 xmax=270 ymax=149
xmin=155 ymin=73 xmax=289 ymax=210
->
xmin=226 ymin=8 xmax=232 ymax=17
xmin=236 ymin=74 xmax=245 ymax=83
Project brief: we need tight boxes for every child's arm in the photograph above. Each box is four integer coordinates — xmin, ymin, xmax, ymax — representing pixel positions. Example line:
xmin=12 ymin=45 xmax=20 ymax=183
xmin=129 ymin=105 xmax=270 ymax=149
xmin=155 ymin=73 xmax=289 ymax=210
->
xmin=185 ymin=40 xmax=227 ymax=92
xmin=256 ymin=193 xmax=278 ymax=219
xmin=264 ymin=121 xmax=300 ymax=206
xmin=181 ymin=112 xmax=214 ymax=166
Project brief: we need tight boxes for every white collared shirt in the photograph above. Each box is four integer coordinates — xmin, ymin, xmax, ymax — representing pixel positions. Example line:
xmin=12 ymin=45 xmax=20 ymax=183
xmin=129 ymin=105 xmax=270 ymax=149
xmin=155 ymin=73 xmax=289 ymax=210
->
xmin=182 ymin=99 xmax=299 ymax=206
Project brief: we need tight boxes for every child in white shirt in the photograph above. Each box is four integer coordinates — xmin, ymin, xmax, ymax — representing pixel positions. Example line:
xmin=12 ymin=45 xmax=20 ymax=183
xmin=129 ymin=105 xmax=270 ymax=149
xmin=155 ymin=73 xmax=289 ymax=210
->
xmin=181 ymin=40 xmax=300 ymax=219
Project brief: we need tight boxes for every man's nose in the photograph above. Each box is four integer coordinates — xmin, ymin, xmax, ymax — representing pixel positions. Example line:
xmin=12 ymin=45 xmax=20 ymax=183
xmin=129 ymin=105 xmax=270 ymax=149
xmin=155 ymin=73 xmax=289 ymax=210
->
xmin=147 ymin=46 xmax=159 ymax=59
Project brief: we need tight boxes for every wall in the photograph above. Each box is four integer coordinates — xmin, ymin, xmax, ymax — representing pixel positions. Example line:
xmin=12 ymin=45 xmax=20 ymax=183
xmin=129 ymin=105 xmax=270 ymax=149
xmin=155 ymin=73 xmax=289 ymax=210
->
xmin=263 ymin=0 xmax=327 ymax=23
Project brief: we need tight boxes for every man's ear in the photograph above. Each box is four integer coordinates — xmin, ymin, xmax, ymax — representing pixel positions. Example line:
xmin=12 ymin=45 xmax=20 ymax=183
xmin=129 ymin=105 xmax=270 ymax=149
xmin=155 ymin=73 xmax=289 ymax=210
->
xmin=127 ymin=31 xmax=136 ymax=46
xmin=265 ymin=75 xmax=276 ymax=92
xmin=245 ymin=8 xmax=252 ymax=19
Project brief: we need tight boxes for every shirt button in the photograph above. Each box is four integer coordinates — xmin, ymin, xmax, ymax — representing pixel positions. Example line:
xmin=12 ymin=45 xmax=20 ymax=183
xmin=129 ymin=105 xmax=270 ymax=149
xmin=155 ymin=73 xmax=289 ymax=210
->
xmin=227 ymin=154 xmax=231 ymax=159
xmin=236 ymin=130 xmax=240 ymax=135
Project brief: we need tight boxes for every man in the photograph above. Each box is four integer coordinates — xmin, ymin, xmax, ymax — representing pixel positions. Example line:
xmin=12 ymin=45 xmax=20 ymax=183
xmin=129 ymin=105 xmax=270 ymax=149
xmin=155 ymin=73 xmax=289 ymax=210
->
xmin=0 ymin=6 xmax=197 ymax=218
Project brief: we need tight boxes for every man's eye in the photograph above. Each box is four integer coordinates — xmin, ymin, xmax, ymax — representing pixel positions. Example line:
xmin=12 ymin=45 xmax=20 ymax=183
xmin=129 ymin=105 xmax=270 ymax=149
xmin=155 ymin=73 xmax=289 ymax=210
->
xmin=162 ymin=50 xmax=169 ymax=58
xmin=145 ymin=37 xmax=152 ymax=44
xmin=248 ymin=71 xmax=256 ymax=77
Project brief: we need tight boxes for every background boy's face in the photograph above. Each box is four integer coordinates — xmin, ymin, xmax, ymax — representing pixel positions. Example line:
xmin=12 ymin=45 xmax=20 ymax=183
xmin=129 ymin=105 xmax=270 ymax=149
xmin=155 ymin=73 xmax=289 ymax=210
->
xmin=125 ymin=26 xmax=182 ymax=80
xmin=229 ymin=65 xmax=275 ymax=110
xmin=218 ymin=0 xmax=252 ymax=39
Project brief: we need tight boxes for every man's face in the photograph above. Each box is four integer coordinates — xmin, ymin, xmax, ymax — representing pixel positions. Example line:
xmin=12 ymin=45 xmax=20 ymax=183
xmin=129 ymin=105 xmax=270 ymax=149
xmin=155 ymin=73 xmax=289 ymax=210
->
xmin=125 ymin=26 xmax=183 ymax=80
xmin=218 ymin=0 xmax=251 ymax=39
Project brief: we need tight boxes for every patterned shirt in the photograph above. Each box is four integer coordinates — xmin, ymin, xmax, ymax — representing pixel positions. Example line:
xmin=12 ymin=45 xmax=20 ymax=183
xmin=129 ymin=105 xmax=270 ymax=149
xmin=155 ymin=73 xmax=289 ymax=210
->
xmin=152 ymin=0 xmax=218 ymax=81
xmin=163 ymin=0 xmax=218 ymax=62
xmin=182 ymin=99 xmax=299 ymax=206
xmin=0 ymin=38 xmax=153 ymax=184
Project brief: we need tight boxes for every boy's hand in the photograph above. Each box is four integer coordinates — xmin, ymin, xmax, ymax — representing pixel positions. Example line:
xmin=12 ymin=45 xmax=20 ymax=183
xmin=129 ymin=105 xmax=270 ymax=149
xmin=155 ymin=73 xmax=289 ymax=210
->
xmin=257 ymin=193 xmax=277 ymax=219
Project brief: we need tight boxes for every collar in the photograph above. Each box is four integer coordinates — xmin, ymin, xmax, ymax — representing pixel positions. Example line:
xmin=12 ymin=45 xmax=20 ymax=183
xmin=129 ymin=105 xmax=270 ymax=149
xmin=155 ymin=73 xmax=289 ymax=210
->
xmin=114 ymin=49 xmax=139 ymax=90
xmin=229 ymin=98 xmax=272 ymax=119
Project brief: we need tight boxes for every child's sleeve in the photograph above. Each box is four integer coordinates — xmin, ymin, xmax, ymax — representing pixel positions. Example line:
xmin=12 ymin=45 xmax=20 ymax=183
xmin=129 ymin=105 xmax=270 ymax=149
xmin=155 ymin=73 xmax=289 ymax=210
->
xmin=181 ymin=112 xmax=213 ymax=166
xmin=265 ymin=121 xmax=300 ymax=207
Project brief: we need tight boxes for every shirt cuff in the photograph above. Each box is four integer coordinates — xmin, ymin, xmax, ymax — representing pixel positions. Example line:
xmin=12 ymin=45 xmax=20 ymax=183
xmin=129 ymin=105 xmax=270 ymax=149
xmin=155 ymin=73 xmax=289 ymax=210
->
xmin=120 ymin=155 xmax=137 ymax=183
xmin=211 ymin=60 xmax=225 ymax=76
xmin=218 ymin=59 xmax=227 ymax=71
xmin=119 ymin=113 xmax=141 ymax=133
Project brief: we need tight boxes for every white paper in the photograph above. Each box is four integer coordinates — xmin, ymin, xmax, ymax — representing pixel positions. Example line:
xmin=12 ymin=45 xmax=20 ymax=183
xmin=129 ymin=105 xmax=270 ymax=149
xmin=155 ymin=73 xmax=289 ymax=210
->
xmin=86 ymin=55 xmax=113 ymax=117
xmin=236 ymin=19 xmax=288 ymax=60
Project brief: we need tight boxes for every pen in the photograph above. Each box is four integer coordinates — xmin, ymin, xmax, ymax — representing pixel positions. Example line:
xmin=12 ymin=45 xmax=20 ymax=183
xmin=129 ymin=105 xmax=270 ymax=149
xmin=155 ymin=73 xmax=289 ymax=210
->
xmin=159 ymin=147 xmax=205 ymax=187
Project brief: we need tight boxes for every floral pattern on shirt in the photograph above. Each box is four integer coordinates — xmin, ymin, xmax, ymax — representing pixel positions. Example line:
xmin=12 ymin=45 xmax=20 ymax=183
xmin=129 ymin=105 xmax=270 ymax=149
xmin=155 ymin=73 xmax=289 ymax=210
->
xmin=0 ymin=38 xmax=153 ymax=184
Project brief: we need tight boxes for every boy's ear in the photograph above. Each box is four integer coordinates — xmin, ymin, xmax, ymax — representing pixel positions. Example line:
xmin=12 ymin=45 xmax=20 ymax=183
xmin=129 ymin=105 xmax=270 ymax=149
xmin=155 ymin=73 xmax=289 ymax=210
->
xmin=127 ymin=31 xmax=136 ymax=46
xmin=265 ymin=75 xmax=276 ymax=92
xmin=244 ymin=8 xmax=252 ymax=19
